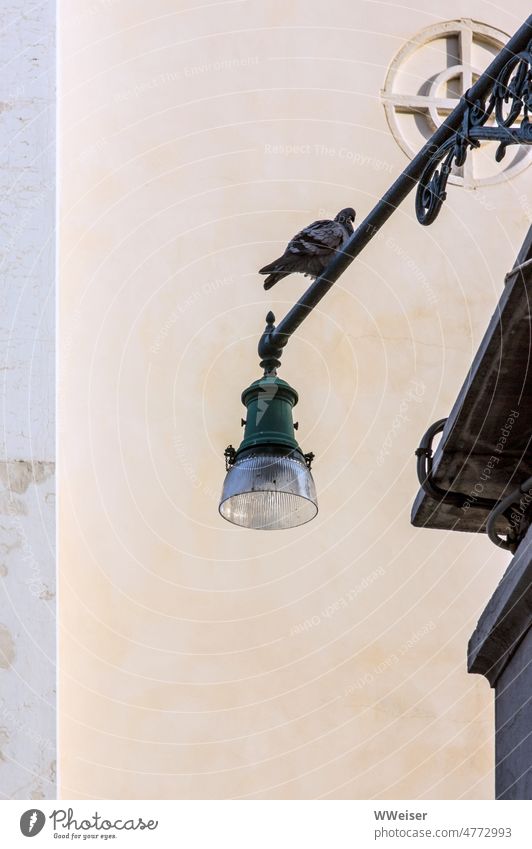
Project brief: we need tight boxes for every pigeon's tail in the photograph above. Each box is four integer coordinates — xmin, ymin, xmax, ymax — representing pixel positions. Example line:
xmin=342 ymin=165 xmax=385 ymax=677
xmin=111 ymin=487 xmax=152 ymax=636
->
xmin=263 ymin=271 xmax=289 ymax=290
xmin=259 ymin=255 xmax=295 ymax=290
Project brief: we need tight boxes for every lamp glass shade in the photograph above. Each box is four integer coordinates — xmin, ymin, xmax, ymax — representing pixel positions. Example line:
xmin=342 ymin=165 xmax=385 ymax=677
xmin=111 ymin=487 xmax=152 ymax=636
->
xmin=219 ymin=450 xmax=317 ymax=530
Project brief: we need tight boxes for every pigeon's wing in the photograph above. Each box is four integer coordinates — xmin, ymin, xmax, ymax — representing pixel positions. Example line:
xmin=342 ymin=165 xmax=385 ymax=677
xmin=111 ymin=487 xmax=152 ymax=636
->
xmin=286 ymin=219 xmax=346 ymax=257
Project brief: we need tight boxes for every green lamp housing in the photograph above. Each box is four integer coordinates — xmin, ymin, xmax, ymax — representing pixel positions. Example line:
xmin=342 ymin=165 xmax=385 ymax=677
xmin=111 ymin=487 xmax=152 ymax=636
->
xmin=219 ymin=375 xmax=317 ymax=530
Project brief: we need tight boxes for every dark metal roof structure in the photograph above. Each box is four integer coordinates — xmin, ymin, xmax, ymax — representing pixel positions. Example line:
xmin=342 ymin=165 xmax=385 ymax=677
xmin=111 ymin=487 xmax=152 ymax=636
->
xmin=411 ymin=227 xmax=532 ymax=536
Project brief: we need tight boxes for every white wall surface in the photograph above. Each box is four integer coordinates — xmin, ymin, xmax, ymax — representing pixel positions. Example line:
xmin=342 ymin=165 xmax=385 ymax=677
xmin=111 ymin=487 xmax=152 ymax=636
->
xmin=0 ymin=1 xmax=56 ymax=799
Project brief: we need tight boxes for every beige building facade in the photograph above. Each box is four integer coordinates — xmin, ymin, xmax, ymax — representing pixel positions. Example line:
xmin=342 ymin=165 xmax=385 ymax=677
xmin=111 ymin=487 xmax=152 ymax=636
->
xmin=59 ymin=0 xmax=531 ymax=798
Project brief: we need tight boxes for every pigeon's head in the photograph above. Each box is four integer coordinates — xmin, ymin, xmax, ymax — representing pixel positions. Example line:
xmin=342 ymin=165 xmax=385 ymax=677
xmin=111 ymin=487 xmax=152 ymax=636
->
xmin=335 ymin=207 xmax=356 ymax=227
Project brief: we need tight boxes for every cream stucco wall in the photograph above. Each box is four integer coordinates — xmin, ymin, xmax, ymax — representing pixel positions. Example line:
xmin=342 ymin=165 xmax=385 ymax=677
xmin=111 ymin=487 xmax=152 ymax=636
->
xmin=59 ymin=0 xmax=531 ymax=799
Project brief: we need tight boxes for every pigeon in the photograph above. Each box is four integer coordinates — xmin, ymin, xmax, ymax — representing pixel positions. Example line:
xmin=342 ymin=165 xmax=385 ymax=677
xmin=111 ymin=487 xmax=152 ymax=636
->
xmin=259 ymin=207 xmax=356 ymax=290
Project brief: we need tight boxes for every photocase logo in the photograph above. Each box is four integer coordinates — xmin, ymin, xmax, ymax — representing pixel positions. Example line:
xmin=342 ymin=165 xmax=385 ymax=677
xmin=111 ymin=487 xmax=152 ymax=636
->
xmin=19 ymin=807 xmax=159 ymax=838
xmin=20 ymin=809 xmax=46 ymax=837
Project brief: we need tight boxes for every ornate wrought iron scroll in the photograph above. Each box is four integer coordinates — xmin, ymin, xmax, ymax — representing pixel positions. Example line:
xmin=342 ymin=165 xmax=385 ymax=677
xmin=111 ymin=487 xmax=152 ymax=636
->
xmin=416 ymin=39 xmax=532 ymax=225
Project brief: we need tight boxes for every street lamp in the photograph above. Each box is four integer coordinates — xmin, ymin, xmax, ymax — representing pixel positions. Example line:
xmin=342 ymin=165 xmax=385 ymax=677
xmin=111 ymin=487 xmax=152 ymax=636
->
xmin=219 ymin=321 xmax=317 ymax=529
xmin=219 ymin=16 xmax=532 ymax=530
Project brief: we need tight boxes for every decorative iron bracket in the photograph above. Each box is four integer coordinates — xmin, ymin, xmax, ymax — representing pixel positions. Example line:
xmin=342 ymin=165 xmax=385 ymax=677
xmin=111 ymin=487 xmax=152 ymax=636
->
xmin=416 ymin=41 xmax=532 ymax=225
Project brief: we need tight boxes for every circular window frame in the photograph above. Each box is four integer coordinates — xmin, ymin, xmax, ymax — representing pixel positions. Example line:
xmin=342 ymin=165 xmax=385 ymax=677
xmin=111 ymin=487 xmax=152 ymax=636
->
xmin=381 ymin=18 xmax=532 ymax=188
